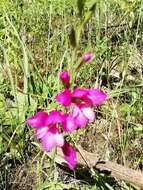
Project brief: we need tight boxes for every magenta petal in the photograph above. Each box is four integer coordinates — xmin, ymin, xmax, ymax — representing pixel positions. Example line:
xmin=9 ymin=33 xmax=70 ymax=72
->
xmin=72 ymin=105 xmax=88 ymax=128
xmin=41 ymin=131 xmax=57 ymax=151
xmin=81 ymin=107 xmax=95 ymax=122
xmin=47 ymin=111 xmax=63 ymax=125
xmin=72 ymin=88 xmax=88 ymax=99
xmin=75 ymin=112 xmax=88 ymax=128
xmin=83 ymin=52 xmax=93 ymax=63
xmin=72 ymin=88 xmax=92 ymax=105
xmin=26 ymin=111 xmax=49 ymax=128
xmin=54 ymin=133 xmax=65 ymax=147
xmin=88 ymin=89 xmax=107 ymax=106
xmin=41 ymin=127 xmax=64 ymax=152
xmin=56 ymin=89 xmax=72 ymax=107
xmin=62 ymin=114 xmax=77 ymax=132
xmin=60 ymin=71 xmax=70 ymax=84
xmin=71 ymin=104 xmax=79 ymax=118
xmin=62 ymin=142 xmax=77 ymax=170
xmin=66 ymin=115 xmax=77 ymax=132
xmin=36 ymin=127 xmax=49 ymax=139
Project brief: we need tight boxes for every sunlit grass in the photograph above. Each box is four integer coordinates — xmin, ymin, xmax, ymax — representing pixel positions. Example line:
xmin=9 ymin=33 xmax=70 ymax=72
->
xmin=0 ymin=0 xmax=143 ymax=189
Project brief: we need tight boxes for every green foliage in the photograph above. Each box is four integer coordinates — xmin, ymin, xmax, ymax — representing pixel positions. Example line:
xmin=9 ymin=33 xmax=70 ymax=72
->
xmin=0 ymin=0 xmax=143 ymax=189
xmin=36 ymin=181 xmax=73 ymax=190
xmin=77 ymin=0 xmax=86 ymax=17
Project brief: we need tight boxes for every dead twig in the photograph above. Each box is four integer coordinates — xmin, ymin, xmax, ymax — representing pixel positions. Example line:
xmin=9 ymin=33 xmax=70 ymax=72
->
xmin=46 ymin=146 xmax=143 ymax=188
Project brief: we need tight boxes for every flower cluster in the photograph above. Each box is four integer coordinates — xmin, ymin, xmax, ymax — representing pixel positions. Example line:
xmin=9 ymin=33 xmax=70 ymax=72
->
xmin=26 ymin=110 xmax=76 ymax=169
xmin=26 ymin=69 xmax=107 ymax=170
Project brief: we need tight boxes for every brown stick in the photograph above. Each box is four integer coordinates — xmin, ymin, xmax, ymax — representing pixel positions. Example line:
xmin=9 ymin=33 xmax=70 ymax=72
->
xmin=95 ymin=161 xmax=143 ymax=188
xmin=46 ymin=146 xmax=143 ymax=188
xmin=76 ymin=146 xmax=143 ymax=187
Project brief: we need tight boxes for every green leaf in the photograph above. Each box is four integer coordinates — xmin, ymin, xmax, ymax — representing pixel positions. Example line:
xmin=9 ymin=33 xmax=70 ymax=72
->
xmin=77 ymin=0 xmax=86 ymax=17
xmin=69 ymin=27 xmax=77 ymax=48
xmin=83 ymin=2 xmax=96 ymax=25
xmin=133 ymin=124 xmax=143 ymax=133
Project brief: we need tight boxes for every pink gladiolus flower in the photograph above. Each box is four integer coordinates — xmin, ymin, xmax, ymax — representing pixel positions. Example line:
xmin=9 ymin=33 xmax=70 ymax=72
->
xmin=83 ymin=52 xmax=93 ymax=63
xmin=73 ymin=88 xmax=107 ymax=106
xmin=27 ymin=111 xmax=64 ymax=151
xmin=56 ymin=88 xmax=107 ymax=107
xmin=27 ymin=111 xmax=77 ymax=169
xmin=60 ymin=71 xmax=70 ymax=85
xmin=72 ymin=104 xmax=95 ymax=128
xmin=62 ymin=141 xmax=77 ymax=170
xmin=56 ymin=87 xmax=107 ymax=128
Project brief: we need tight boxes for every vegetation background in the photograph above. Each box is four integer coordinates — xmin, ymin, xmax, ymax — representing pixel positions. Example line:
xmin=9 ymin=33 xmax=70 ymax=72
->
xmin=0 ymin=0 xmax=143 ymax=189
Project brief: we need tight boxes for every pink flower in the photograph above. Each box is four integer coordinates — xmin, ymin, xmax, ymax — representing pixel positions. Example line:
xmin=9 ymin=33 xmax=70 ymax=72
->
xmin=27 ymin=111 xmax=64 ymax=151
xmin=41 ymin=127 xmax=64 ymax=151
xmin=62 ymin=141 xmax=77 ymax=170
xmin=56 ymin=88 xmax=107 ymax=107
xmin=60 ymin=71 xmax=70 ymax=85
xmin=27 ymin=111 xmax=77 ymax=169
xmin=72 ymin=88 xmax=107 ymax=106
xmin=62 ymin=114 xmax=77 ymax=132
xmin=56 ymin=88 xmax=72 ymax=107
xmin=72 ymin=104 xmax=95 ymax=128
xmin=87 ymin=89 xmax=108 ymax=106
xmin=83 ymin=52 xmax=93 ymax=63
xmin=26 ymin=111 xmax=49 ymax=128
xmin=56 ymin=88 xmax=107 ymax=128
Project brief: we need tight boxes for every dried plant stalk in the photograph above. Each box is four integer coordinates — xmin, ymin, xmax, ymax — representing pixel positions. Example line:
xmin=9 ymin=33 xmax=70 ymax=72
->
xmin=47 ymin=146 xmax=143 ymax=188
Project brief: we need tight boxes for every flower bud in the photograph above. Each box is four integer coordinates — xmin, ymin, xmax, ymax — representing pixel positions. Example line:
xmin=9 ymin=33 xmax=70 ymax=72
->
xmin=83 ymin=52 xmax=93 ymax=63
xmin=60 ymin=71 xmax=70 ymax=85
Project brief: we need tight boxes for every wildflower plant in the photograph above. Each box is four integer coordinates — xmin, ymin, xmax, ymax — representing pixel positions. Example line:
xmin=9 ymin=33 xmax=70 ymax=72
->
xmin=26 ymin=63 xmax=107 ymax=170
xmin=26 ymin=1 xmax=108 ymax=170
